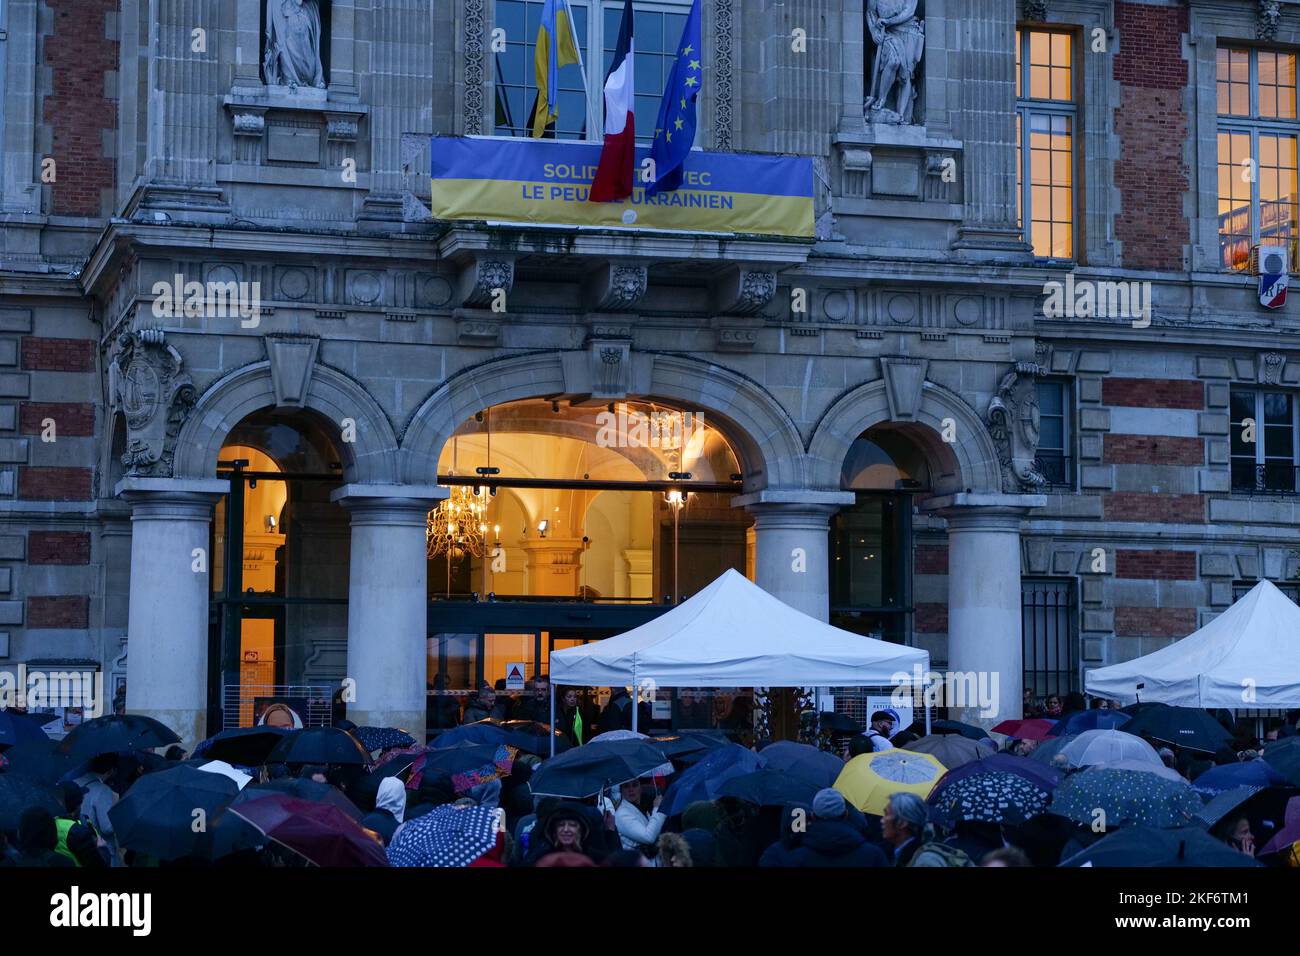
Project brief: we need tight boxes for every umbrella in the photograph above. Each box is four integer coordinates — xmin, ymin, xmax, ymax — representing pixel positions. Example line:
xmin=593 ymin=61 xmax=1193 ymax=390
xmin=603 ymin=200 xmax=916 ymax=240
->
xmin=1058 ymin=729 xmax=1162 ymax=769
xmin=904 ymin=734 xmax=985 ymax=770
xmin=0 ymin=736 xmax=80 ymax=784
xmin=589 ymin=731 xmax=674 ymax=778
xmin=412 ymin=743 xmax=515 ymax=793
xmin=1061 ymin=825 xmax=1263 ymax=867
xmin=199 ymin=726 xmax=289 ymax=766
xmin=819 ymin=712 xmax=863 ymax=734
xmin=928 ymin=769 xmax=1051 ymax=825
xmin=107 ymin=764 xmax=240 ymax=861
xmin=229 ymin=793 xmax=389 ymax=867
xmin=1122 ymin=706 xmax=1233 ymax=754
xmin=197 ymin=759 xmax=253 ymax=790
xmin=716 ymin=769 xmax=820 ymax=808
xmin=267 ymin=727 xmax=371 ymax=767
xmin=929 ymin=719 xmax=989 ymax=740
xmin=930 ymin=753 xmax=1064 ymax=803
xmin=1046 ymin=710 xmax=1130 ymax=737
xmin=354 ymin=726 xmax=417 ymax=753
xmin=1191 ymin=759 xmax=1288 ymax=796
xmin=833 ymin=750 xmax=946 ymax=816
xmin=992 ymin=718 xmax=1057 ymax=741
xmin=0 ymin=711 xmax=52 ymax=749
xmin=758 ymin=741 xmax=845 ymax=788
xmin=649 ymin=733 xmax=724 ymax=760
xmin=432 ymin=720 xmax=571 ymax=757
xmin=1028 ymin=734 xmax=1076 ymax=766
xmin=387 ymin=804 xmax=501 ymax=867
xmin=370 ymin=747 xmax=425 ymax=781
xmin=1196 ymin=785 xmax=1264 ymax=829
xmin=1260 ymin=795 xmax=1300 ymax=856
xmin=0 ymin=772 xmax=63 ymax=830
xmin=1263 ymin=737 xmax=1300 ymax=786
xmin=55 ymin=714 xmax=180 ymax=759
xmin=660 ymin=744 xmax=767 ymax=817
xmin=1118 ymin=701 xmax=1171 ymax=717
xmin=1092 ymin=759 xmax=1184 ymax=783
xmin=530 ymin=740 xmax=672 ymax=799
xmin=192 ymin=807 xmax=269 ymax=861
xmin=1051 ymin=768 xmax=1201 ymax=829
xmin=232 ymin=778 xmax=364 ymax=821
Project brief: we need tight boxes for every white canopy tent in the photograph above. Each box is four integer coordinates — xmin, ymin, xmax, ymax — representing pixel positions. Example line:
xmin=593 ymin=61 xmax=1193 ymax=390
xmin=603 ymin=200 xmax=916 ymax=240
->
xmin=1085 ymin=578 xmax=1300 ymax=707
xmin=547 ymin=569 xmax=931 ymax=753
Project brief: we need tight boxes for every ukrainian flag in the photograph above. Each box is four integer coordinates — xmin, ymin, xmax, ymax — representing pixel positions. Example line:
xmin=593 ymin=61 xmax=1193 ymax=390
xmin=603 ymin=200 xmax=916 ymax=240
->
xmin=530 ymin=0 xmax=584 ymax=138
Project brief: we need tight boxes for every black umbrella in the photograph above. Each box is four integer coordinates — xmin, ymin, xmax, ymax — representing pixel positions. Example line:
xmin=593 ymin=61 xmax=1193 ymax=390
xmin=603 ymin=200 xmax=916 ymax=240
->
xmin=0 ymin=736 xmax=80 ymax=784
xmin=1264 ymin=737 xmax=1300 ymax=786
xmin=1060 ymin=825 xmax=1262 ymax=867
xmin=929 ymin=719 xmax=990 ymax=740
xmin=107 ymin=765 xmax=241 ymax=861
xmin=1121 ymin=706 xmax=1232 ymax=754
xmin=55 ymin=714 xmax=180 ymax=759
xmin=530 ymin=740 xmax=670 ymax=798
xmin=819 ymin=712 xmax=863 ymax=734
xmin=1195 ymin=785 xmax=1263 ymax=829
xmin=266 ymin=727 xmax=371 ymax=767
xmin=231 ymin=778 xmax=365 ymax=821
xmin=417 ymin=743 xmax=514 ymax=777
xmin=0 ymin=772 xmax=63 ymax=830
xmin=200 ymin=726 xmax=289 ymax=766
xmin=354 ymin=727 xmax=417 ymax=752
xmin=0 ymin=711 xmax=52 ymax=749
xmin=1119 ymin=701 xmax=1171 ymax=716
xmin=716 ymin=769 xmax=819 ymax=807
xmin=497 ymin=721 xmax=573 ymax=756
xmin=192 ymin=806 xmax=268 ymax=861
xmin=928 ymin=769 xmax=1051 ymax=826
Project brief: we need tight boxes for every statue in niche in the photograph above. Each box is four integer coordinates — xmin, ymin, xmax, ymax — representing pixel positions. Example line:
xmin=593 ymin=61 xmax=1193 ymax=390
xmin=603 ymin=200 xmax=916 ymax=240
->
xmin=264 ymin=0 xmax=326 ymax=90
xmin=866 ymin=0 xmax=925 ymax=125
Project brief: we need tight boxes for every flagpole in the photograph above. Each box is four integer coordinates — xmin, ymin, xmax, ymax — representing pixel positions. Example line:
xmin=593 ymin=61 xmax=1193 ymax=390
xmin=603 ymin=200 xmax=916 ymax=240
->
xmin=562 ymin=0 xmax=594 ymax=139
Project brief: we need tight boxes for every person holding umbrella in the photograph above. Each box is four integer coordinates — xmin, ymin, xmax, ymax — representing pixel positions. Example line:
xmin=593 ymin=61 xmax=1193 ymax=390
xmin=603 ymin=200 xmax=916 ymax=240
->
xmin=599 ymin=777 xmax=666 ymax=854
xmin=73 ymin=754 xmax=120 ymax=865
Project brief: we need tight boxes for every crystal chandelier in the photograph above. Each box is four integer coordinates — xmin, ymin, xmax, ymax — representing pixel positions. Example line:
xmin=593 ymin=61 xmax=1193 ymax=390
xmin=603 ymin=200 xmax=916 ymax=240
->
xmin=426 ymin=484 xmax=488 ymax=559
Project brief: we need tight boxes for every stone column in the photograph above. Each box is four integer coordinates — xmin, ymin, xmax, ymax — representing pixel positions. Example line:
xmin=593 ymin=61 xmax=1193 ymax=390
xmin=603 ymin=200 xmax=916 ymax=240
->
xmin=117 ymin=477 xmax=229 ymax=749
xmin=736 ymin=490 xmax=855 ymax=622
xmin=928 ymin=493 xmax=1044 ymax=728
xmin=332 ymin=484 xmax=445 ymax=739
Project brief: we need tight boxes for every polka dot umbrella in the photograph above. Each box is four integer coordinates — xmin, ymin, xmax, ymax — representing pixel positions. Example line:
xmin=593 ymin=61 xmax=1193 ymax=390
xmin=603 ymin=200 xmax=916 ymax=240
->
xmin=1050 ymin=768 xmax=1201 ymax=830
xmin=928 ymin=769 xmax=1052 ymax=826
xmin=833 ymin=749 xmax=946 ymax=816
xmin=387 ymin=804 xmax=501 ymax=867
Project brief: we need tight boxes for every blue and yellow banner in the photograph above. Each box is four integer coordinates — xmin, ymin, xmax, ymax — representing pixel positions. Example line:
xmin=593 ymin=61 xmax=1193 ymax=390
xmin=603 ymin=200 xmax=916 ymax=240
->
xmin=430 ymin=136 xmax=814 ymax=238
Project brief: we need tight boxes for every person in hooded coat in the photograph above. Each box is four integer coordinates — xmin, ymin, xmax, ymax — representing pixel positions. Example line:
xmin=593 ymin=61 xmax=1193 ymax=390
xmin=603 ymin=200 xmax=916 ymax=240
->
xmin=759 ymin=789 xmax=887 ymax=868
xmin=360 ymin=777 xmax=406 ymax=846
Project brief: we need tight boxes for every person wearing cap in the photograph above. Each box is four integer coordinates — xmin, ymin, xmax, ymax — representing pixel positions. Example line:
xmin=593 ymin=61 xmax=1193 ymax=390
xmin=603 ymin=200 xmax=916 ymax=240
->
xmin=864 ymin=710 xmax=898 ymax=752
xmin=758 ymin=788 xmax=887 ymax=867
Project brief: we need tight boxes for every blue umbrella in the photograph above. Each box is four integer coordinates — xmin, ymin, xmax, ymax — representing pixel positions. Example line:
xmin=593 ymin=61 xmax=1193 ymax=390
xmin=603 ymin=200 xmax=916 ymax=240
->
xmin=1047 ymin=710 xmax=1131 ymax=737
xmin=758 ymin=741 xmax=844 ymax=788
xmin=661 ymin=744 xmax=766 ymax=817
xmin=930 ymin=753 xmax=1064 ymax=802
xmin=355 ymin=726 xmax=416 ymax=752
xmin=387 ymin=804 xmax=500 ymax=867
xmin=0 ymin=711 xmax=52 ymax=749
xmin=1051 ymin=768 xmax=1201 ymax=829
xmin=929 ymin=769 xmax=1052 ymax=825
xmin=1060 ymin=825 xmax=1263 ymax=867
xmin=1191 ymin=759 xmax=1289 ymax=796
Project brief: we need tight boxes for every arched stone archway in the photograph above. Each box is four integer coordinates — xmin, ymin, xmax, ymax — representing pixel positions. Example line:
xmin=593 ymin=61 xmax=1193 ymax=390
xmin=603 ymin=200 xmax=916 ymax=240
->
xmin=173 ymin=360 xmax=400 ymax=484
xmin=807 ymin=378 xmax=1003 ymax=495
xmin=397 ymin=351 xmax=808 ymax=492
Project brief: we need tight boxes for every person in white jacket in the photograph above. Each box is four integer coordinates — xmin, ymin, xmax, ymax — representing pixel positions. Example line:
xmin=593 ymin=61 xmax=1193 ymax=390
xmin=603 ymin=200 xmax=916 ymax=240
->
xmin=599 ymin=778 xmax=666 ymax=853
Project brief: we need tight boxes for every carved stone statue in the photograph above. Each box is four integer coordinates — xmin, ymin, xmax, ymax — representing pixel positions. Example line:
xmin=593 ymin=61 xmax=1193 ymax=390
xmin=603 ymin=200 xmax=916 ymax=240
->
xmin=263 ymin=0 xmax=326 ymax=90
xmin=866 ymin=0 xmax=925 ymax=125
xmin=987 ymin=362 xmax=1047 ymax=492
xmin=109 ymin=330 xmax=197 ymax=478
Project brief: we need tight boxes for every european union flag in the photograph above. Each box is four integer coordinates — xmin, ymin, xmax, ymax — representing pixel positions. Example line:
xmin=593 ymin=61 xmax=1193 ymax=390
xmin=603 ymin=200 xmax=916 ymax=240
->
xmin=647 ymin=0 xmax=702 ymax=196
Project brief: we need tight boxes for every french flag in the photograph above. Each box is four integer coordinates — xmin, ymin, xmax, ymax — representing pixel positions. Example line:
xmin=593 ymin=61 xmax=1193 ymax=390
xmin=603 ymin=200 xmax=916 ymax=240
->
xmin=589 ymin=0 xmax=635 ymax=202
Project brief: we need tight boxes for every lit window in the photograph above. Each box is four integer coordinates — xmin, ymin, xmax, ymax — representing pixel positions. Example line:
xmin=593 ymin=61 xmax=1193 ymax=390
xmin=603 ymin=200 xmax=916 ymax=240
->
xmin=1216 ymin=46 xmax=1300 ymax=271
xmin=1016 ymin=28 xmax=1076 ymax=259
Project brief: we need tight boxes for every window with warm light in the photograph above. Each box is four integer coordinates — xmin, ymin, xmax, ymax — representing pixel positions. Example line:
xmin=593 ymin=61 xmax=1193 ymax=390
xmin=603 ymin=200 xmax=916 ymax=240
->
xmin=1216 ymin=46 xmax=1299 ymax=271
xmin=1016 ymin=28 xmax=1076 ymax=260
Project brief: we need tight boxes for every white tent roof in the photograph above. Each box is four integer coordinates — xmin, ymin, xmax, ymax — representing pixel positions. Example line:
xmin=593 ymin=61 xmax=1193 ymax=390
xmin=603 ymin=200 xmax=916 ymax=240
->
xmin=549 ymin=568 xmax=929 ymax=688
xmin=1085 ymin=579 xmax=1300 ymax=707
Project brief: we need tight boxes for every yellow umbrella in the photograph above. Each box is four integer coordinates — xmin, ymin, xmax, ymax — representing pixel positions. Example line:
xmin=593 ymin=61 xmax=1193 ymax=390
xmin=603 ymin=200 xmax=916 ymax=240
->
xmin=833 ymin=749 xmax=947 ymax=816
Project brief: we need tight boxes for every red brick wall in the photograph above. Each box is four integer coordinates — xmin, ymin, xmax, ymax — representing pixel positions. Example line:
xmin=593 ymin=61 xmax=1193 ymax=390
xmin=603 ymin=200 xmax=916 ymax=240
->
xmin=1113 ymin=2 xmax=1190 ymax=271
xmin=1102 ymin=378 xmax=1203 ymax=409
xmin=20 ymin=402 xmax=96 ymax=437
xmin=1115 ymin=549 xmax=1197 ymax=580
xmin=1103 ymin=492 xmax=1205 ymax=523
xmin=914 ymin=545 xmax=949 ymax=575
xmin=28 ymin=532 xmax=92 ymax=565
xmin=914 ymin=603 xmax=948 ymax=634
xmin=20 ymin=337 xmax=95 ymax=373
xmin=26 ymin=596 xmax=90 ymax=629
xmin=43 ymin=0 xmax=119 ymax=217
xmin=17 ymin=467 xmax=93 ymax=501
xmin=1114 ymin=606 xmax=1197 ymax=639
xmin=1103 ymin=434 xmax=1203 ymax=466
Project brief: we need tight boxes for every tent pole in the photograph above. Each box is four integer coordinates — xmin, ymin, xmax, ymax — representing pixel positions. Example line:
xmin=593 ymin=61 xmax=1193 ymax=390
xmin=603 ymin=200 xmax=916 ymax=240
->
xmin=549 ymin=683 xmax=556 ymax=757
xmin=632 ymin=664 xmax=639 ymax=734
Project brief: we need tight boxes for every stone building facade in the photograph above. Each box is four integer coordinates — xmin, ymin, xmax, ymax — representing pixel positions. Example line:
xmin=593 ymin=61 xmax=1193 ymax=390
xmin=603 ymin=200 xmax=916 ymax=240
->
xmin=2 ymin=0 xmax=1299 ymax=743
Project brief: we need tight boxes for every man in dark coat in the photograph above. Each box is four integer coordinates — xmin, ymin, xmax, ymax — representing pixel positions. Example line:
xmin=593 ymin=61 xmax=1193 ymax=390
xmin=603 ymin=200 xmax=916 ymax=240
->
xmin=758 ymin=789 xmax=887 ymax=867
xmin=597 ymin=686 xmax=651 ymax=734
